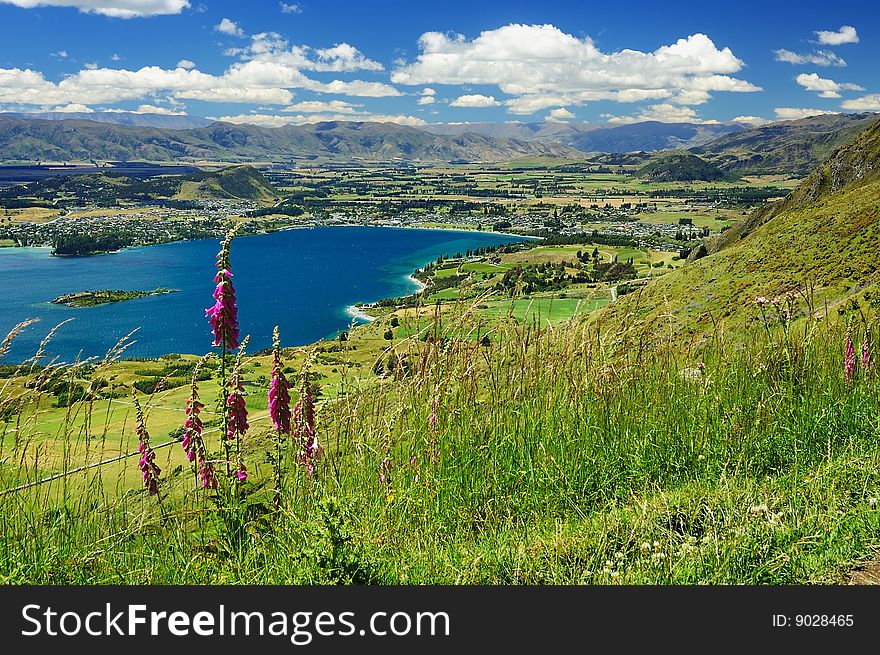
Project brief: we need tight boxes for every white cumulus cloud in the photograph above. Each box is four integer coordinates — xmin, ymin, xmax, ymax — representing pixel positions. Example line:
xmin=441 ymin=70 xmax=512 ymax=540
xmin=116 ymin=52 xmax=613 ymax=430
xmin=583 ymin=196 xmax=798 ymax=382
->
xmin=546 ymin=107 xmax=575 ymax=122
xmin=282 ymin=100 xmax=360 ymax=113
xmin=49 ymin=103 xmax=94 ymax=112
xmin=731 ymin=115 xmax=769 ymax=125
xmin=392 ymin=24 xmax=759 ymax=115
xmin=815 ymin=25 xmax=859 ymax=46
xmin=0 ymin=0 xmax=189 ymax=17
xmin=774 ymin=107 xmax=839 ymax=121
xmin=774 ymin=49 xmax=846 ymax=67
xmin=212 ymin=112 xmax=426 ymax=127
xmin=795 ymin=72 xmax=863 ymax=98
xmin=135 ymin=104 xmax=186 ymax=114
xmin=605 ymin=103 xmax=709 ymax=124
xmin=232 ymin=33 xmax=384 ymax=73
xmin=215 ymin=18 xmax=245 ymax=38
xmin=450 ymin=94 xmax=500 ymax=108
xmin=841 ymin=94 xmax=880 ymax=111
xmin=0 ymin=31 xmax=399 ymax=108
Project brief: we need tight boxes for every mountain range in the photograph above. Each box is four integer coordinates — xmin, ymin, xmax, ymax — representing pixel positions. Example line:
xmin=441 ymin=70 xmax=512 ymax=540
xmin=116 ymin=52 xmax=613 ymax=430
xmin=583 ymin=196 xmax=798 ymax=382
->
xmin=0 ymin=112 xmax=877 ymax=173
xmin=3 ymin=111 xmax=214 ymax=130
xmin=0 ymin=116 xmax=579 ymax=164
xmin=424 ymin=120 xmax=744 ymax=152
xmin=692 ymin=112 xmax=880 ymax=176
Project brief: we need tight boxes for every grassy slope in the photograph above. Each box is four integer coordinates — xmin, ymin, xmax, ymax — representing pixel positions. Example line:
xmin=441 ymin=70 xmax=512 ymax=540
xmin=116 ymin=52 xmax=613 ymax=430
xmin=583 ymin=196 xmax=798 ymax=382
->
xmin=636 ymin=151 xmax=726 ymax=182
xmin=177 ymin=165 xmax=278 ymax=202
xmin=2 ymin=316 xmax=878 ymax=584
xmin=596 ymin=120 xmax=880 ymax=346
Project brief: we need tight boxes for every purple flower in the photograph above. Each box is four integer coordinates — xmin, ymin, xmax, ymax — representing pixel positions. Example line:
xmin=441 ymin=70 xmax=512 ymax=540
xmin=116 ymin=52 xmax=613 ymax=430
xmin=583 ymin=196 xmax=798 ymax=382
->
xmin=199 ymin=460 xmax=218 ymax=489
xmin=294 ymin=386 xmax=321 ymax=475
xmin=236 ymin=463 xmax=248 ymax=482
xmin=206 ymin=269 xmax=240 ymax=351
xmin=226 ymin=383 xmax=249 ymax=442
xmin=182 ymin=398 xmax=204 ymax=463
xmin=132 ymin=391 xmax=160 ymax=495
xmin=269 ymin=363 xmax=291 ymax=434
xmin=181 ymin=356 xmax=217 ymax=489
xmin=862 ymin=335 xmax=874 ymax=371
xmin=845 ymin=331 xmax=856 ymax=381
xmin=137 ymin=442 xmax=161 ymax=496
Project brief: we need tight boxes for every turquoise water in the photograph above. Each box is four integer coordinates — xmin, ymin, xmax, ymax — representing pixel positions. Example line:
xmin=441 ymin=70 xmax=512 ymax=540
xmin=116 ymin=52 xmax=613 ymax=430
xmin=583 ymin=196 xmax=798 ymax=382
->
xmin=0 ymin=226 xmax=526 ymax=363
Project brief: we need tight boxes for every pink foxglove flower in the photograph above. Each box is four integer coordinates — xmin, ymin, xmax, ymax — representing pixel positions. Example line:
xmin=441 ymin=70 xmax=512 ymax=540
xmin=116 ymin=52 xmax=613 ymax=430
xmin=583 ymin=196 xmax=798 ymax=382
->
xmin=182 ymin=398 xmax=203 ymax=463
xmin=862 ymin=335 xmax=874 ymax=370
xmin=206 ymin=269 xmax=240 ymax=351
xmin=206 ymin=230 xmax=241 ymax=351
xmin=294 ymin=370 xmax=322 ymax=475
xmin=269 ymin=362 xmax=292 ymax=434
xmin=132 ymin=391 xmax=160 ymax=495
xmin=182 ymin=356 xmax=217 ymax=489
xmin=226 ymin=380 xmax=249 ymax=442
xmin=199 ymin=460 xmax=218 ymax=490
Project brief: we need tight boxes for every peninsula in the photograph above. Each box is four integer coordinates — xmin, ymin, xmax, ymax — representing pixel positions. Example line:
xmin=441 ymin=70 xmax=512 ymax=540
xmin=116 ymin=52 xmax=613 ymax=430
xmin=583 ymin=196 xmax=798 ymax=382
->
xmin=50 ymin=288 xmax=179 ymax=308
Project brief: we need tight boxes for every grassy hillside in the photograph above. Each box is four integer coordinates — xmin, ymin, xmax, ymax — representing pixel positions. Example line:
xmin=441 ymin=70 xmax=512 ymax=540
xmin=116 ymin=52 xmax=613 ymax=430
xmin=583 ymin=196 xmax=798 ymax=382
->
xmin=597 ymin=116 xmax=880 ymax=347
xmin=177 ymin=165 xmax=278 ymax=202
xmin=636 ymin=151 xmax=727 ymax=182
xmin=692 ymin=112 xmax=879 ymax=176
xmin=1 ymin=286 xmax=878 ymax=584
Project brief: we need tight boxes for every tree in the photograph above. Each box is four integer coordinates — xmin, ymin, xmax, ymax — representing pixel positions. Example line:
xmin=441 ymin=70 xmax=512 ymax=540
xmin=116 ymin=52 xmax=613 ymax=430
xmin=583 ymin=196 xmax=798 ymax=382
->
xmin=383 ymin=329 xmax=393 ymax=341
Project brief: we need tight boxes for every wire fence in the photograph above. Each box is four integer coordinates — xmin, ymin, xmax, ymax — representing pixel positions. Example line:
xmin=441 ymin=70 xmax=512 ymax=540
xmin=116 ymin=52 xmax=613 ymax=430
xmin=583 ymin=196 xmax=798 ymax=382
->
xmin=0 ymin=411 xmax=272 ymax=497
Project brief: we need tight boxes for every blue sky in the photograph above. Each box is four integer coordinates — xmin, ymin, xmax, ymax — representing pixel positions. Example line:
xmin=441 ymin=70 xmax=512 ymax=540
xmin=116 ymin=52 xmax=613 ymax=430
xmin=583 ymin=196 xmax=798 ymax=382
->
xmin=0 ymin=0 xmax=877 ymax=127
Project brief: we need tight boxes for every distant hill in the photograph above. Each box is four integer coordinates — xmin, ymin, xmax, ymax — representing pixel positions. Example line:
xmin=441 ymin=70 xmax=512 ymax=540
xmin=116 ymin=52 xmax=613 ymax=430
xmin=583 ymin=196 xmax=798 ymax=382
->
xmin=1 ymin=164 xmax=278 ymax=203
xmin=425 ymin=120 xmax=745 ymax=153
xmin=692 ymin=112 xmax=880 ymax=176
xmin=423 ymin=121 xmax=600 ymax=141
xmin=636 ymin=151 xmax=727 ymax=182
xmin=595 ymin=115 xmax=880 ymax=344
xmin=177 ymin=165 xmax=278 ymax=202
xmin=2 ymin=111 xmax=214 ymax=130
xmin=0 ymin=116 xmax=580 ymax=164
xmin=566 ymin=121 xmax=745 ymax=153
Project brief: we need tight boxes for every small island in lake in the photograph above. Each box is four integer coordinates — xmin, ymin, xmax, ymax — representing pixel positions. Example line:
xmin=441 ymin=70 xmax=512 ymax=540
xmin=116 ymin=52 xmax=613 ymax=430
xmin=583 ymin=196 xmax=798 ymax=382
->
xmin=50 ymin=288 xmax=179 ymax=308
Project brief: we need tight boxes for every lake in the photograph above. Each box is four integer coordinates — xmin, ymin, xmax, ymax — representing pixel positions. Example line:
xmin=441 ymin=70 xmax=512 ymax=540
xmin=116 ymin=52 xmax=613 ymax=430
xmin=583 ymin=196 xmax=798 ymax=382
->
xmin=0 ymin=226 xmax=527 ymax=363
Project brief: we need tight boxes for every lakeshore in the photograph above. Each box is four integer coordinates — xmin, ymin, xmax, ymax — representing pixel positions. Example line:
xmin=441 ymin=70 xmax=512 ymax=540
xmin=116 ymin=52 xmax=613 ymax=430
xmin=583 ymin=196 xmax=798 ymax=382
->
xmin=0 ymin=226 xmax=529 ymax=362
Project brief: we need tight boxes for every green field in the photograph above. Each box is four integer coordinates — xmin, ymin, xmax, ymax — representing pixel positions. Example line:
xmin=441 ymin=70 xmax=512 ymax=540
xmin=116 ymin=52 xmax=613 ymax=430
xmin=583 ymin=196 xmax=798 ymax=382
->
xmin=481 ymin=297 xmax=609 ymax=324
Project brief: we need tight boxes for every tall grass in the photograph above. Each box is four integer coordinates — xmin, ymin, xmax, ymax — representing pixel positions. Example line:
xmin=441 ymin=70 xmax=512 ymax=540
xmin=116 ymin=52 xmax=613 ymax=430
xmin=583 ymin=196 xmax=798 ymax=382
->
xmin=0 ymin=292 xmax=878 ymax=584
